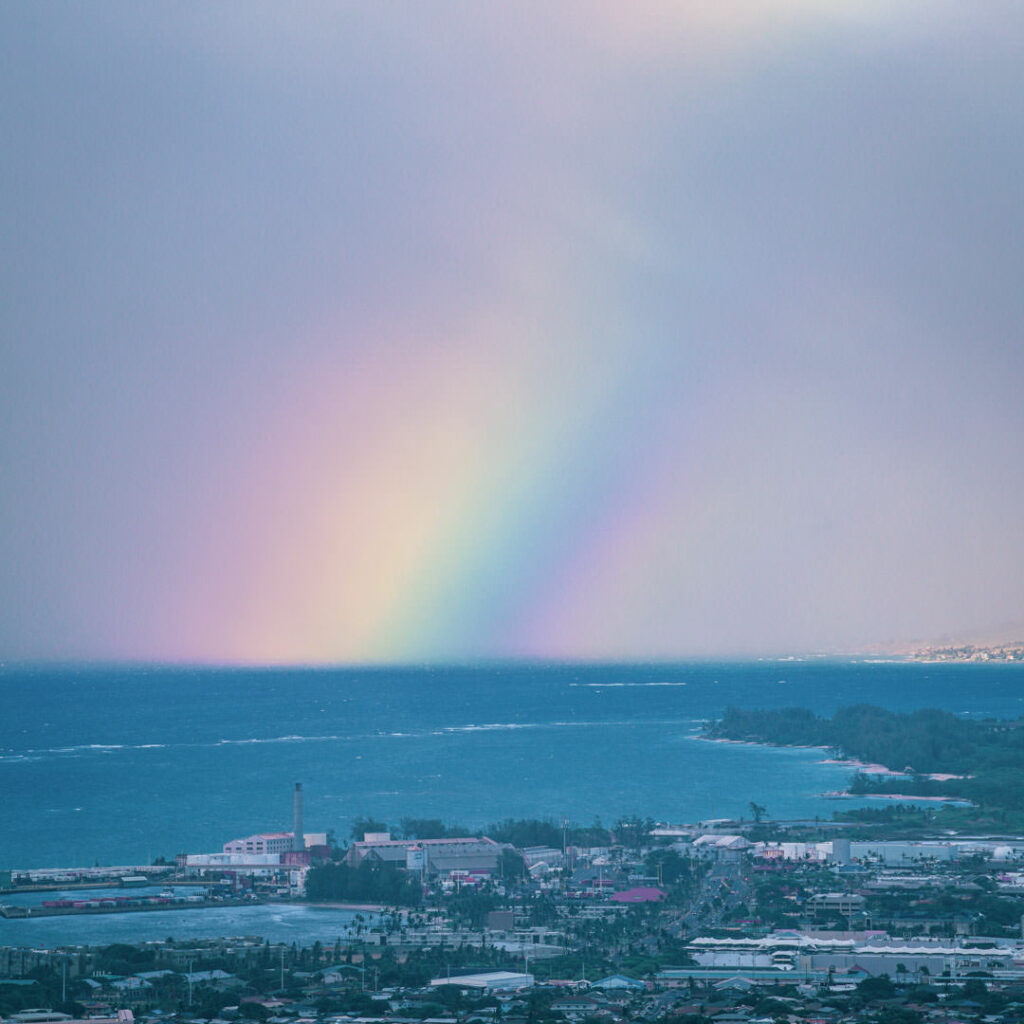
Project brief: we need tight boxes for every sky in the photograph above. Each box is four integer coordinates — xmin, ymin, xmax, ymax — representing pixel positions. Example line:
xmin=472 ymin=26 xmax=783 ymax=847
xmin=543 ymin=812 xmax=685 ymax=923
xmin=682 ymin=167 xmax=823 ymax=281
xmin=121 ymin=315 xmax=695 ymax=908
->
xmin=2 ymin=1 xmax=1023 ymax=664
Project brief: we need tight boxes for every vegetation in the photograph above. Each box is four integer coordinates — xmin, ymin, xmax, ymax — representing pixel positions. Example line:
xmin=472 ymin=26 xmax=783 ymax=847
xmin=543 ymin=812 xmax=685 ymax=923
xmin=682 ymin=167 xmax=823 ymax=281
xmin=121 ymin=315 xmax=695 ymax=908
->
xmin=345 ymin=815 xmax=615 ymax=847
xmin=304 ymin=860 xmax=422 ymax=905
xmin=398 ymin=818 xmax=469 ymax=839
xmin=486 ymin=817 xmax=612 ymax=848
xmin=708 ymin=704 xmax=1024 ymax=812
xmin=0 ymin=966 xmax=82 ymax=1019
xmin=349 ymin=816 xmax=389 ymax=841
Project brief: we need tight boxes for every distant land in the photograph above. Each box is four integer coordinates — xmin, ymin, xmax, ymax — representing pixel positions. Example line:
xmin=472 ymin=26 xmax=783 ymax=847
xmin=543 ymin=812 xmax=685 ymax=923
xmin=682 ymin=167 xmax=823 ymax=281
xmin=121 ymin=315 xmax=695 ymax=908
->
xmin=855 ymin=620 xmax=1024 ymax=662
xmin=907 ymin=640 xmax=1024 ymax=663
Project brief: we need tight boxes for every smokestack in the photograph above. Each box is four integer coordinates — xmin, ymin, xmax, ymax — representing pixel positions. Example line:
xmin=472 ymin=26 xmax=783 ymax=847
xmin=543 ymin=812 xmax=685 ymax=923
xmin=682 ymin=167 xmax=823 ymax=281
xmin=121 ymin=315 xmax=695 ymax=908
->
xmin=293 ymin=782 xmax=304 ymax=852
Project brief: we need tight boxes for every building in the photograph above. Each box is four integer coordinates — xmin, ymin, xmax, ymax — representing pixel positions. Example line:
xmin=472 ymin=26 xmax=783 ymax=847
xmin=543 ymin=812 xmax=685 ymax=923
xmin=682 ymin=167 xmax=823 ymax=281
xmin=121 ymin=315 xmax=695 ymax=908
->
xmin=687 ymin=931 xmax=1024 ymax=978
xmin=610 ymin=887 xmax=666 ymax=904
xmin=522 ymin=847 xmax=564 ymax=869
xmin=591 ymin=974 xmax=646 ymax=991
xmin=347 ymin=835 xmax=503 ymax=875
xmin=693 ymin=835 xmax=753 ymax=860
xmin=848 ymin=841 xmax=957 ymax=865
xmin=181 ymin=852 xmax=282 ymax=869
xmin=807 ymin=893 xmax=867 ymax=921
xmin=223 ymin=832 xmax=296 ymax=856
xmin=6 ymin=1013 xmax=134 ymax=1024
xmin=429 ymin=971 xmax=534 ymax=992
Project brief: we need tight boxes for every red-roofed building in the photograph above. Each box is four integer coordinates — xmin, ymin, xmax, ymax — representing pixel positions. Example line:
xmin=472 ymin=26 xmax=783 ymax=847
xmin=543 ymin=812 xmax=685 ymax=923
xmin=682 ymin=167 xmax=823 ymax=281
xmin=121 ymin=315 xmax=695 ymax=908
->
xmin=610 ymin=886 xmax=666 ymax=903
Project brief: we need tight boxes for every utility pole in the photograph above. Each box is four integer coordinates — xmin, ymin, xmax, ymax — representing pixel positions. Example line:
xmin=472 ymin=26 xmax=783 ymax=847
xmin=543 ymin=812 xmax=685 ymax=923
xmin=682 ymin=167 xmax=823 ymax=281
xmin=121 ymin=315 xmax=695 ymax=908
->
xmin=187 ymin=959 xmax=193 ymax=1007
xmin=562 ymin=817 xmax=569 ymax=891
xmin=280 ymin=947 xmax=285 ymax=990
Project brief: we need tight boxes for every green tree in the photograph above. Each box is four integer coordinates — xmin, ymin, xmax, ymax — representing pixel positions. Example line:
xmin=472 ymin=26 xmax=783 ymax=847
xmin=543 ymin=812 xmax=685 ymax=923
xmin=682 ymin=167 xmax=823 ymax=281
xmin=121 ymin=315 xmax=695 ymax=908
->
xmin=614 ymin=815 xmax=654 ymax=850
xmin=350 ymin=816 xmax=389 ymax=841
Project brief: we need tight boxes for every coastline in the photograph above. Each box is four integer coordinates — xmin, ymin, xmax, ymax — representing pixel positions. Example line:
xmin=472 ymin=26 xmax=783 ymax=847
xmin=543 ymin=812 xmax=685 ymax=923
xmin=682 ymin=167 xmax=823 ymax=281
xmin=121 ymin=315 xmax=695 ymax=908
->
xmin=302 ymin=901 xmax=387 ymax=912
xmin=699 ymin=735 xmax=973 ymax=805
xmin=822 ymin=790 xmax=973 ymax=805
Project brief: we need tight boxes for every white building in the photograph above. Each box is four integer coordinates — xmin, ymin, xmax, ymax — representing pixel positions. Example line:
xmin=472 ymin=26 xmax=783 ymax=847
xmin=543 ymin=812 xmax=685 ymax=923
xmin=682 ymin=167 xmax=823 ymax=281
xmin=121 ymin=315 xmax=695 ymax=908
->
xmin=183 ymin=852 xmax=282 ymax=869
xmin=223 ymin=832 xmax=296 ymax=856
xmin=688 ymin=931 xmax=1024 ymax=978
xmin=692 ymin=835 xmax=752 ymax=860
xmin=430 ymin=971 xmax=534 ymax=992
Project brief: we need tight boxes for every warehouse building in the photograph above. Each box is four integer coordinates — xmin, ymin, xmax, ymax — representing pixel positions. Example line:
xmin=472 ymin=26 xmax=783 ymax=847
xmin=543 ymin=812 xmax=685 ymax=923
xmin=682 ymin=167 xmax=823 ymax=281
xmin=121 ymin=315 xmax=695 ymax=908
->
xmin=346 ymin=835 xmax=503 ymax=875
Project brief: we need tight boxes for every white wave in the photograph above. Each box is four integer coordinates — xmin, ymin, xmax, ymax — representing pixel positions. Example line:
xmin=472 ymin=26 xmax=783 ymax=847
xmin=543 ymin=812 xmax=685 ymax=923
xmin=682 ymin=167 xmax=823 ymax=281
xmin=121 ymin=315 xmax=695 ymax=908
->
xmin=569 ymin=681 xmax=687 ymax=687
xmin=215 ymin=734 xmax=341 ymax=746
xmin=1 ymin=714 xmax=704 ymax=765
xmin=438 ymin=718 xmax=697 ymax=734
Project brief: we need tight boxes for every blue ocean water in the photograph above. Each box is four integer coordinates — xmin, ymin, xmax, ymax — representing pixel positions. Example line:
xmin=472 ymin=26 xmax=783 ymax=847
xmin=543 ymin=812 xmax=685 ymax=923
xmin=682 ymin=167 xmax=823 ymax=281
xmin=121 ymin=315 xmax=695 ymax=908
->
xmin=2 ymin=661 xmax=1023 ymax=872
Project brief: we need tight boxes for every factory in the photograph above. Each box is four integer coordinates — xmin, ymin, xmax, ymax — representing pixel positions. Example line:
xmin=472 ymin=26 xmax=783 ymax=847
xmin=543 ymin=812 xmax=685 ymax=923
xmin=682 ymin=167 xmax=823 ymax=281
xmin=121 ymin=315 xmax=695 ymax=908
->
xmin=346 ymin=834 xmax=503 ymax=876
xmin=178 ymin=783 xmax=329 ymax=888
xmin=178 ymin=785 xmax=505 ymax=889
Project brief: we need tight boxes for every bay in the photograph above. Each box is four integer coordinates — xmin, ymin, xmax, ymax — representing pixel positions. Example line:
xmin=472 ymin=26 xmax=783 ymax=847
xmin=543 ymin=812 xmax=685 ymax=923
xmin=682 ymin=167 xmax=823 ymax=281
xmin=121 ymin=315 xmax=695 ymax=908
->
xmin=3 ymin=660 xmax=1023 ymax=874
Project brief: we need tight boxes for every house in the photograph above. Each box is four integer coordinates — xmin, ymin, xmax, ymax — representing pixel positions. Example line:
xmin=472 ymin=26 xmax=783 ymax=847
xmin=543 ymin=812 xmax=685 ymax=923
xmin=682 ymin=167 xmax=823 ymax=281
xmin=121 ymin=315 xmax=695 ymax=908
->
xmin=182 ymin=970 xmax=239 ymax=989
xmin=549 ymin=996 xmax=604 ymax=1019
xmin=713 ymin=978 xmax=756 ymax=993
xmin=109 ymin=978 xmax=152 ymax=992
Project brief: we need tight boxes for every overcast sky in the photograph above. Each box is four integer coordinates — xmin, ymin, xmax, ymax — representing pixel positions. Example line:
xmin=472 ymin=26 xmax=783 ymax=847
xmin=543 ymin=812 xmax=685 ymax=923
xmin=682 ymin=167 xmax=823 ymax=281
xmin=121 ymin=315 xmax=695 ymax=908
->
xmin=2 ymin=2 xmax=1023 ymax=663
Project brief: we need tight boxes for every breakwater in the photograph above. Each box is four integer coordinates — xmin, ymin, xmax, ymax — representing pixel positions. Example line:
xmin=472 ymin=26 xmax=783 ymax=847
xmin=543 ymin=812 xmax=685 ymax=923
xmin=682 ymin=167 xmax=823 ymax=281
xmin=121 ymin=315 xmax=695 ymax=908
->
xmin=0 ymin=897 xmax=259 ymax=919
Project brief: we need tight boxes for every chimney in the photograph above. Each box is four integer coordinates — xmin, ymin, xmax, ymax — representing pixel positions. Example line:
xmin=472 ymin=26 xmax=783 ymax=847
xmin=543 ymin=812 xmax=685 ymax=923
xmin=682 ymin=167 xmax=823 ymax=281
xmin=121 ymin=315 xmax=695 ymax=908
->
xmin=293 ymin=782 xmax=304 ymax=852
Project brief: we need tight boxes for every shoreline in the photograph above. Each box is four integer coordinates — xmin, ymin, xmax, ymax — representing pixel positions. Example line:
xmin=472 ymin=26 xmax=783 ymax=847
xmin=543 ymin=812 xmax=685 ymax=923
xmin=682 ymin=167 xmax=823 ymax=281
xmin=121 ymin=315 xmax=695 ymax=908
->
xmin=699 ymin=736 xmax=967 ymax=783
xmin=302 ymin=901 xmax=387 ymax=912
xmin=821 ymin=791 xmax=973 ymax=805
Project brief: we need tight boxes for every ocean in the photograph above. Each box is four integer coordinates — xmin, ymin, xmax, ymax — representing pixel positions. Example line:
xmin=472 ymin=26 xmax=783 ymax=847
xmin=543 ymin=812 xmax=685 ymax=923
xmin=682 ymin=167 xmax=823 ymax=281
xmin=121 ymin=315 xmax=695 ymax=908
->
xmin=4 ymin=660 xmax=1023 ymax=873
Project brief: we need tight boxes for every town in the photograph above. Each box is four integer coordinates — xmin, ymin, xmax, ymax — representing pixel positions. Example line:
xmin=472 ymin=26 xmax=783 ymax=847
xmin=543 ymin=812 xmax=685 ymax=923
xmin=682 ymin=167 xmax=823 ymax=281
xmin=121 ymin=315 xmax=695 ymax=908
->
xmin=5 ymin=793 xmax=1024 ymax=1024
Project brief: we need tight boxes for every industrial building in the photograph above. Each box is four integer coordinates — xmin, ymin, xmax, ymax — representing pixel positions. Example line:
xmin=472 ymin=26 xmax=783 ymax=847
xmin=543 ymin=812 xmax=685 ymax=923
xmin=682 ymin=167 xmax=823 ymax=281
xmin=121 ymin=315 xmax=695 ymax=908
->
xmin=429 ymin=970 xmax=534 ymax=992
xmin=346 ymin=835 xmax=503 ymax=876
xmin=220 ymin=784 xmax=329 ymax=860
xmin=687 ymin=931 xmax=1024 ymax=978
xmin=179 ymin=783 xmax=328 ymax=893
xmin=222 ymin=833 xmax=295 ymax=856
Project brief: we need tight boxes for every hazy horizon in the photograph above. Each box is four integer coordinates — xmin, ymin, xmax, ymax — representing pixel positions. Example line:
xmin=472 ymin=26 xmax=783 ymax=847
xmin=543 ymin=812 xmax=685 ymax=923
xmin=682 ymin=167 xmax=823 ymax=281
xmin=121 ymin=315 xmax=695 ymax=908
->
xmin=3 ymin=2 xmax=1023 ymax=664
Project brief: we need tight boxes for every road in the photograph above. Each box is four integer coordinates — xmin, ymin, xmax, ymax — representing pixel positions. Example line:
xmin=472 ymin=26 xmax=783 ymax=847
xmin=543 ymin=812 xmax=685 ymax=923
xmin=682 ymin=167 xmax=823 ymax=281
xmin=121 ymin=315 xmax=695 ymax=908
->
xmin=671 ymin=857 xmax=752 ymax=938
